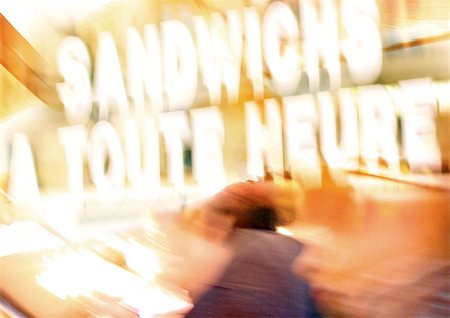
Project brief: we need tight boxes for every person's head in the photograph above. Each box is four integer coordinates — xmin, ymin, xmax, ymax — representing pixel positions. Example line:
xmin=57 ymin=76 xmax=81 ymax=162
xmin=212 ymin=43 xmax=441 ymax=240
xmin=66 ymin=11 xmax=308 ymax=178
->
xmin=206 ymin=181 xmax=279 ymax=231
xmin=233 ymin=206 xmax=277 ymax=231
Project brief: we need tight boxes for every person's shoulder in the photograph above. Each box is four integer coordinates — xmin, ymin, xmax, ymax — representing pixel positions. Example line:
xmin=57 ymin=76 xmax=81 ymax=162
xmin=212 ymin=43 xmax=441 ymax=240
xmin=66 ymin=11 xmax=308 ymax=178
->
xmin=233 ymin=228 xmax=304 ymax=249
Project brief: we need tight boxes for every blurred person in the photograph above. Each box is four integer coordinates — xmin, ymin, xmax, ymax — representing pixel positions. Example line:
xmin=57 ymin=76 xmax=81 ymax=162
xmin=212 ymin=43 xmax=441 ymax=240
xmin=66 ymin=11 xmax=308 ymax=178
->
xmin=182 ymin=180 xmax=322 ymax=318
xmin=291 ymin=165 xmax=450 ymax=317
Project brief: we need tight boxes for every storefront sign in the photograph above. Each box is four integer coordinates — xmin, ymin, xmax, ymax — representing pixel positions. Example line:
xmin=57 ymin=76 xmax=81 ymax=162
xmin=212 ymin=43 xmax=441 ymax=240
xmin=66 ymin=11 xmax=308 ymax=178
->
xmin=1 ymin=0 xmax=446 ymax=206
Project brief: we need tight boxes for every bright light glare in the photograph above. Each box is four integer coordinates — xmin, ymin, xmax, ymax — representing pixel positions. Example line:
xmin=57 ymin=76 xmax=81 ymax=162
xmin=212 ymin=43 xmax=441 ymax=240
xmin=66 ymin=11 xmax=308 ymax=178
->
xmin=276 ymin=227 xmax=294 ymax=236
xmin=0 ymin=221 xmax=65 ymax=257
xmin=125 ymin=239 xmax=161 ymax=281
xmin=36 ymin=249 xmax=192 ymax=316
xmin=37 ymin=249 xmax=134 ymax=300
xmin=91 ymin=234 xmax=162 ymax=281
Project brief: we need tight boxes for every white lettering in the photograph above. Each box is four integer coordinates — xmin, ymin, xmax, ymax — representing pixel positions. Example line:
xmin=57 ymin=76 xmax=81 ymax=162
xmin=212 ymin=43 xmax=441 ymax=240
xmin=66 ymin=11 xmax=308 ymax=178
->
xmin=317 ymin=92 xmax=343 ymax=168
xmin=194 ymin=11 xmax=243 ymax=105
xmin=245 ymin=101 xmax=264 ymax=178
xmin=56 ymin=36 xmax=92 ymax=125
xmin=358 ymin=85 xmax=400 ymax=174
xmin=218 ymin=10 xmax=243 ymax=104
xmin=300 ymin=0 xmax=341 ymax=91
xmin=338 ymin=88 xmax=360 ymax=169
xmin=341 ymin=0 xmax=382 ymax=84
xmin=127 ymin=25 xmax=164 ymax=114
xmin=399 ymin=78 xmax=441 ymax=172
xmin=193 ymin=16 xmax=222 ymax=105
xmin=120 ymin=116 xmax=161 ymax=196
xmin=159 ymin=111 xmax=190 ymax=190
xmin=245 ymin=8 xmax=264 ymax=100
xmin=283 ymin=95 xmax=321 ymax=187
xmin=162 ymin=20 xmax=198 ymax=111
xmin=263 ymin=1 xmax=301 ymax=95
xmin=191 ymin=107 xmax=226 ymax=195
xmin=94 ymin=32 xmax=129 ymax=120
xmin=264 ymin=99 xmax=284 ymax=174
xmin=8 ymin=134 xmax=41 ymax=205
xmin=88 ymin=121 xmax=126 ymax=193
xmin=58 ymin=125 xmax=88 ymax=198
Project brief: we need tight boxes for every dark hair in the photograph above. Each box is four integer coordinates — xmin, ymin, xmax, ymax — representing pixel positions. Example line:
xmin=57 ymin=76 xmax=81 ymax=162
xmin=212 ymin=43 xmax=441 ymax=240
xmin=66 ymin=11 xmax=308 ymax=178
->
xmin=233 ymin=207 xmax=278 ymax=231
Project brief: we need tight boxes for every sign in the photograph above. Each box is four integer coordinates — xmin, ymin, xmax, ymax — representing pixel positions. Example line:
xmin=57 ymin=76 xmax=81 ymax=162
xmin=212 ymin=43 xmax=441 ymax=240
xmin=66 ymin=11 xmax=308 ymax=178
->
xmin=0 ymin=0 xmax=448 ymax=210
